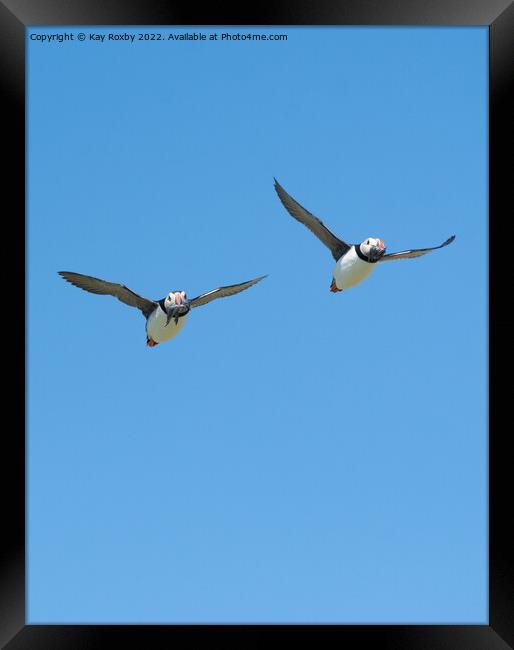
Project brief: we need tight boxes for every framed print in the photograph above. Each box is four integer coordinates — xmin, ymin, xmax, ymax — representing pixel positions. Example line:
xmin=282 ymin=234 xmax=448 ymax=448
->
xmin=2 ymin=0 xmax=512 ymax=647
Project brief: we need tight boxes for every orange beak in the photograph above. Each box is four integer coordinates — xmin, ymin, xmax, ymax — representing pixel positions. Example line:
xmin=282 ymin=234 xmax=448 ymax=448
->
xmin=378 ymin=239 xmax=385 ymax=250
xmin=174 ymin=292 xmax=181 ymax=305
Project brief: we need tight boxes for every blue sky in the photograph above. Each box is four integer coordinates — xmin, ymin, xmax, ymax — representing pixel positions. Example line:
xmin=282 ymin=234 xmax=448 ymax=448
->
xmin=27 ymin=26 xmax=487 ymax=623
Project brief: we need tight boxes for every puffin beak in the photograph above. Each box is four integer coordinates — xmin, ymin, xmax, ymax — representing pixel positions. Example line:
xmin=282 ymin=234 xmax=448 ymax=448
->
xmin=174 ymin=292 xmax=182 ymax=305
xmin=378 ymin=239 xmax=385 ymax=250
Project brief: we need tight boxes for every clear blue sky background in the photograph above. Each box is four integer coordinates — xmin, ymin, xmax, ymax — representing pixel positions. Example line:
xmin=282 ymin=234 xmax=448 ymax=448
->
xmin=27 ymin=26 xmax=487 ymax=624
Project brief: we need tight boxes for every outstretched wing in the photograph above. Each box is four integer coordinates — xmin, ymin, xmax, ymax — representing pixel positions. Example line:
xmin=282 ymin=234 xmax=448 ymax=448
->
xmin=190 ymin=275 xmax=267 ymax=309
xmin=378 ymin=235 xmax=455 ymax=262
xmin=378 ymin=235 xmax=455 ymax=263
xmin=274 ymin=178 xmax=350 ymax=261
xmin=58 ymin=271 xmax=157 ymax=318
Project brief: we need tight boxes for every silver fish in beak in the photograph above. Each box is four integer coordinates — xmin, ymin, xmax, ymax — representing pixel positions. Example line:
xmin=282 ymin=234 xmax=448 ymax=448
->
xmin=165 ymin=292 xmax=190 ymax=326
xmin=369 ymin=239 xmax=386 ymax=261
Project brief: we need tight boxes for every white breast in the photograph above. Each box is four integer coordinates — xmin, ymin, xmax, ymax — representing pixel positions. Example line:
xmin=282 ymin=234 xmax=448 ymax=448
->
xmin=333 ymin=246 xmax=376 ymax=290
xmin=146 ymin=306 xmax=188 ymax=343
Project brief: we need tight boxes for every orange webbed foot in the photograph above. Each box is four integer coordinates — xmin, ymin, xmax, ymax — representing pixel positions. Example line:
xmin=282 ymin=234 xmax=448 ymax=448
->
xmin=330 ymin=279 xmax=342 ymax=293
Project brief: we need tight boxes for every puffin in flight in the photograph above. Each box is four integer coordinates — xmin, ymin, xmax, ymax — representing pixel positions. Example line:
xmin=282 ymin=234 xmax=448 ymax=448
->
xmin=58 ymin=271 xmax=267 ymax=346
xmin=274 ymin=179 xmax=455 ymax=292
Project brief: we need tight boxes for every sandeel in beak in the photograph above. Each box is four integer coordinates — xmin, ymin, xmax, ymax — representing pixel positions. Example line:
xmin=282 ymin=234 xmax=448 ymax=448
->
xmin=165 ymin=299 xmax=190 ymax=326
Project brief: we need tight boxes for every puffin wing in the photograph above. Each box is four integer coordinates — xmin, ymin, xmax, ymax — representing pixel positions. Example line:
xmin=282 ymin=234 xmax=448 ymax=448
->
xmin=58 ymin=271 xmax=157 ymax=318
xmin=274 ymin=178 xmax=350 ymax=261
xmin=378 ymin=235 xmax=455 ymax=262
xmin=190 ymin=275 xmax=267 ymax=309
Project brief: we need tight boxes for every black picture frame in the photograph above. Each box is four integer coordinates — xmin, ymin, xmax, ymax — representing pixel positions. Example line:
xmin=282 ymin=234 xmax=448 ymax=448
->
xmin=2 ymin=1 xmax=512 ymax=647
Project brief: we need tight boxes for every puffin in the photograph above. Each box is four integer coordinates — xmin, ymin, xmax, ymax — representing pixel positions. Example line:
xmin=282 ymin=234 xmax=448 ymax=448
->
xmin=274 ymin=178 xmax=455 ymax=292
xmin=58 ymin=271 xmax=267 ymax=346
